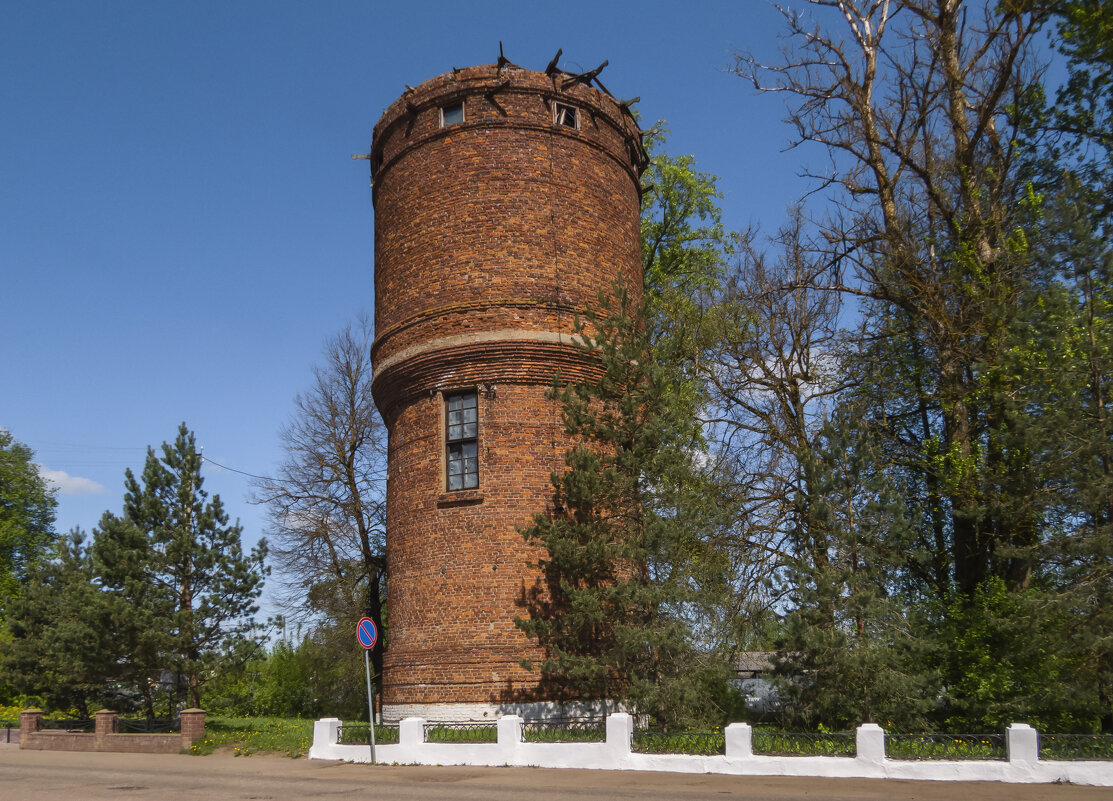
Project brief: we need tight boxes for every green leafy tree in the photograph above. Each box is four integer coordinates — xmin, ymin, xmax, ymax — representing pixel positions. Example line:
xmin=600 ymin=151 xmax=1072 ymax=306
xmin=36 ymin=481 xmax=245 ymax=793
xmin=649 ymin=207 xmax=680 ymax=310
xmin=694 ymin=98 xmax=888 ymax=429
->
xmin=0 ymin=429 xmax=57 ymax=626
xmin=997 ymin=177 xmax=1113 ymax=731
xmin=1031 ymin=0 xmax=1113 ymax=221
xmin=93 ymin=511 xmax=178 ymax=718
xmin=206 ymin=625 xmax=367 ymax=719
xmin=94 ymin=424 xmax=268 ymax=710
xmin=639 ymin=127 xmax=735 ymax=413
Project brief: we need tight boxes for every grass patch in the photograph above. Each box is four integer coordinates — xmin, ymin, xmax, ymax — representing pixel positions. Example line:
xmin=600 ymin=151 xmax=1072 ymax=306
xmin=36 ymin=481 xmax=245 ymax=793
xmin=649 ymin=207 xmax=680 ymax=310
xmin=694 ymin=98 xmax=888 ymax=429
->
xmin=188 ymin=715 xmax=314 ymax=757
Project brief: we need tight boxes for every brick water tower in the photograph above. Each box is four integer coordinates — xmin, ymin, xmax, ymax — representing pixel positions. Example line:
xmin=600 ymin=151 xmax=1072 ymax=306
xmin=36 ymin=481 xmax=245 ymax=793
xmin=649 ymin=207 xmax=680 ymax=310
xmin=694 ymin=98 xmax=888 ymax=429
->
xmin=368 ymin=55 xmax=646 ymax=721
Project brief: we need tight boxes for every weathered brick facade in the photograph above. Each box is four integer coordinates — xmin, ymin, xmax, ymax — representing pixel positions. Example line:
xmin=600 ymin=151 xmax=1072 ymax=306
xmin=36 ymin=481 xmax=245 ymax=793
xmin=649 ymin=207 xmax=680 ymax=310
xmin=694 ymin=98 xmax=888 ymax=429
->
xmin=369 ymin=62 xmax=645 ymax=719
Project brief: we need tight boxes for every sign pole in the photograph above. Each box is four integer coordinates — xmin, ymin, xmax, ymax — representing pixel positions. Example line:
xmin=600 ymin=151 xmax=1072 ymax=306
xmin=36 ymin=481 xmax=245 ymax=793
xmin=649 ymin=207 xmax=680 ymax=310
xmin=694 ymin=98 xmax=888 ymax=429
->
xmin=364 ymin=649 xmax=377 ymax=764
xmin=356 ymin=617 xmax=378 ymax=764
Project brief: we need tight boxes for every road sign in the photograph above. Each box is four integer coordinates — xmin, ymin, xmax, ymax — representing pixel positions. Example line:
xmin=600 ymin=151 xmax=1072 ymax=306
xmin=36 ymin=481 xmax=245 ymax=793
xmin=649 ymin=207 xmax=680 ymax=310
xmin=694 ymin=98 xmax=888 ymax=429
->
xmin=356 ymin=617 xmax=379 ymax=763
xmin=356 ymin=617 xmax=377 ymax=650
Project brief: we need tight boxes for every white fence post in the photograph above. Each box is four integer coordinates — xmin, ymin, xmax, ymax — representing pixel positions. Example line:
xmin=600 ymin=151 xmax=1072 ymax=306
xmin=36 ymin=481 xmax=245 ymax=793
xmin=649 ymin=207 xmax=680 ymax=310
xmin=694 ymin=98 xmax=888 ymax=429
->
xmin=606 ymin=712 xmax=633 ymax=762
xmin=856 ymin=723 xmax=886 ymax=764
xmin=309 ymin=717 xmax=340 ymax=757
xmin=399 ymin=716 xmax=425 ymax=752
xmin=498 ymin=715 xmax=523 ymax=762
xmin=1007 ymin=723 xmax=1039 ymax=764
xmin=724 ymin=722 xmax=752 ymax=759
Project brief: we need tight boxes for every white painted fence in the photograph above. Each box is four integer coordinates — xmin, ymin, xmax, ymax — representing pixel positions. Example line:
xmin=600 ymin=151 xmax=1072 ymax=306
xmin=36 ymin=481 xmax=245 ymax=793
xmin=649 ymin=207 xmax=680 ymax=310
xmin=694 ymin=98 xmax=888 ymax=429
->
xmin=309 ymin=713 xmax=1113 ymax=786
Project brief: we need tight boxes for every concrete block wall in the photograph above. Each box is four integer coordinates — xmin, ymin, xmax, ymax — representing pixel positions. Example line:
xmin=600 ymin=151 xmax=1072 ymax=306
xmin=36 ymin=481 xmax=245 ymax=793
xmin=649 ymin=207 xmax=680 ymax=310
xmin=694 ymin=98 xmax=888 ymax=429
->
xmin=309 ymin=713 xmax=1113 ymax=787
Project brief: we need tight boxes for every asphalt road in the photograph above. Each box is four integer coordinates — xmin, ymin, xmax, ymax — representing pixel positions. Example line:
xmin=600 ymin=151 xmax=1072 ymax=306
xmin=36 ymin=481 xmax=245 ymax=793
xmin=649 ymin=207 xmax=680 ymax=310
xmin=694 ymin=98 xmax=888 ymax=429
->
xmin=0 ymin=744 xmax=1108 ymax=801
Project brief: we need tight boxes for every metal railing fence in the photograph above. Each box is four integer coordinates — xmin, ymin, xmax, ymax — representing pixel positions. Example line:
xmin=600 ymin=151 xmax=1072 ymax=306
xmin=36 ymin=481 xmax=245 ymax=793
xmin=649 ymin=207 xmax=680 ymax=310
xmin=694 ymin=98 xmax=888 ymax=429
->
xmin=885 ymin=733 xmax=1005 ymax=761
xmin=752 ymin=730 xmax=856 ymax=757
xmin=118 ymin=718 xmax=178 ymax=733
xmin=40 ymin=718 xmax=94 ymax=732
xmin=423 ymin=722 xmax=498 ymax=743
xmin=632 ymin=729 xmax=725 ymax=756
xmin=337 ymin=723 xmax=400 ymax=745
xmin=521 ymin=719 xmax=606 ymax=743
xmin=1039 ymin=734 xmax=1113 ymax=761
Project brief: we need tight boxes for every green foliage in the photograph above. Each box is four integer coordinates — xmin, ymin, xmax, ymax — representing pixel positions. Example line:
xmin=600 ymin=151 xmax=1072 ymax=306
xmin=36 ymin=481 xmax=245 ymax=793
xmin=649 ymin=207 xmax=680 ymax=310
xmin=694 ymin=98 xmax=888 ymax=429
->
xmin=751 ymin=730 xmax=857 ymax=757
xmin=885 ymin=733 xmax=1006 ymax=761
xmin=1042 ymin=1 xmax=1113 ymax=195
xmin=205 ymin=627 xmax=369 ymax=720
xmin=639 ymin=127 xmax=734 ymax=404
xmin=1 ymin=530 xmax=116 ymax=716
xmin=772 ymin=409 xmax=938 ymax=732
xmin=0 ymin=429 xmax=57 ymax=627
xmin=936 ymin=577 xmax=1091 ymax=732
xmin=92 ymin=423 xmax=268 ymax=712
xmin=640 ymin=125 xmax=732 ymax=307
xmin=517 ymin=288 xmax=733 ymax=729
xmin=632 ymin=729 xmax=725 ymax=755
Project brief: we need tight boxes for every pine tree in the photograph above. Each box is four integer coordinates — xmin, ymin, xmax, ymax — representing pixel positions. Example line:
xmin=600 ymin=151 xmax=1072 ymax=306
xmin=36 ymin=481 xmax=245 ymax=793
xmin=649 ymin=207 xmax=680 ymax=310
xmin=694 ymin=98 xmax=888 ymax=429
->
xmin=516 ymin=290 xmax=733 ymax=728
xmin=772 ymin=406 xmax=938 ymax=731
xmin=94 ymin=424 xmax=267 ymax=710
xmin=2 ymin=529 xmax=115 ymax=715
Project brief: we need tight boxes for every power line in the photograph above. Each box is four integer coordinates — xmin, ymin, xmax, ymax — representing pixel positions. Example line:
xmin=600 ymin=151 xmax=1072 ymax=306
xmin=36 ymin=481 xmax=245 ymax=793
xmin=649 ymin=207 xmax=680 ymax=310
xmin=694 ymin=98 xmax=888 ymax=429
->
xmin=200 ymin=454 xmax=275 ymax=482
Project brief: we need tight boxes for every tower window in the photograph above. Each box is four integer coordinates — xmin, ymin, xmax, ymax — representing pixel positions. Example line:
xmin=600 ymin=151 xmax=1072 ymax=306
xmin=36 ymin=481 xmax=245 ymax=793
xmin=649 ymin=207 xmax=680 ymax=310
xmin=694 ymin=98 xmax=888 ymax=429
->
xmin=445 ymin=391 xmax=479 ymax=491
xmin=441 ymin=102 xmax=465 ymax=127
xmin=554 ymin=102 xmax=578 ymax=129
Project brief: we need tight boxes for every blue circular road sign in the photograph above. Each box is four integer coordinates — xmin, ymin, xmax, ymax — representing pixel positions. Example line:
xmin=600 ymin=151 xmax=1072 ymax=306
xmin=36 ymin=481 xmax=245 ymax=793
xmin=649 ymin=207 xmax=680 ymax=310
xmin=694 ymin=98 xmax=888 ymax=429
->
xmin=356 ymin=617 xmax=377 ymax=649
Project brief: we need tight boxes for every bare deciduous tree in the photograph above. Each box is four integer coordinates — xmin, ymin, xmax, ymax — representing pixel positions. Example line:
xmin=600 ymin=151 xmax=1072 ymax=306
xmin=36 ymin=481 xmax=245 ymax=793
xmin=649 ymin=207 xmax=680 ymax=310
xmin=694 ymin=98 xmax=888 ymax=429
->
xmin=734 ymin=0 xmax=1048 ymax=596
xmin=254 ymin=315 xmax=387 ymax=680
xmin=704 ymin=210 xmax=849 ymax=622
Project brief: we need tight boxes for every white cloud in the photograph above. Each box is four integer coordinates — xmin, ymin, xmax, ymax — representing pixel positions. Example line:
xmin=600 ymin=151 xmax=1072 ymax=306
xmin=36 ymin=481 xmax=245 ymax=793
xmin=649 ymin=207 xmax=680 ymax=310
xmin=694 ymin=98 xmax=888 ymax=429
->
xmin=37 ymin=466 xmax=106 ymax=496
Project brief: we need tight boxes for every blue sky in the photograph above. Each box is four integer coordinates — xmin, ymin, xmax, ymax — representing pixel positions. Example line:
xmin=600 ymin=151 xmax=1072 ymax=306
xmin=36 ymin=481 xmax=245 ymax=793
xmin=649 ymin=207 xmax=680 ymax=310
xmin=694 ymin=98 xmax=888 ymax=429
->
xmin=2 ymin=1 xmax=812 ymax=615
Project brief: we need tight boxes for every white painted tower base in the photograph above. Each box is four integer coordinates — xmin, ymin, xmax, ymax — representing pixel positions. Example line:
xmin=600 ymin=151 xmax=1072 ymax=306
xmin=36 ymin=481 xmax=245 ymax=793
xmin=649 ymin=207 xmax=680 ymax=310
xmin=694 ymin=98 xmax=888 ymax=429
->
xmin=382 ymin=700 xmax=613 ymax=723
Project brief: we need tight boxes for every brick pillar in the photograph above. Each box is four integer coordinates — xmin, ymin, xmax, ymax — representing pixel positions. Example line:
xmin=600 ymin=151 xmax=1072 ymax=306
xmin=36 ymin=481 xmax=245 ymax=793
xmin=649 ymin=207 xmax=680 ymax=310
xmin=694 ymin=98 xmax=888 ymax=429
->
xmin=95 ymin=709 xmax=118 ymax=748
xmin=180 ymin=708 xmax=205 ymax=749
xmin=19 ymin=709 xmax=43 ymax=749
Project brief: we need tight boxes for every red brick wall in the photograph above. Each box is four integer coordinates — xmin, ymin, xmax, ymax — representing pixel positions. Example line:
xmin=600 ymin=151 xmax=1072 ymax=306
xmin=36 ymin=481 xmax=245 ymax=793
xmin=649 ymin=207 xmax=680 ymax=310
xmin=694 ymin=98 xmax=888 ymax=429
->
xmin=370 ymin=63 xmax=644 ymax=707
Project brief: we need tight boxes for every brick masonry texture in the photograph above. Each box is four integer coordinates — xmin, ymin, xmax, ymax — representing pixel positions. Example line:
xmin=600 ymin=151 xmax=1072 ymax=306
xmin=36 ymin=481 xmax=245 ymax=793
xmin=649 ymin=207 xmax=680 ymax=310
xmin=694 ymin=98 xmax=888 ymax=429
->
xmin=369 ymin=62 xmax=645 ymax=711
xmin=18 ymin=709 xmax=205 ymax=754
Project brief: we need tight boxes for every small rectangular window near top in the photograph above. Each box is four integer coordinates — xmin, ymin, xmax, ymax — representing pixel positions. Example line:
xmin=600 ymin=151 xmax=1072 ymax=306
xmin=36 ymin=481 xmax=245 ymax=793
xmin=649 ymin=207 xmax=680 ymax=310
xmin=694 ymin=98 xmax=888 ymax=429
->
xmin=554 ymin=102 xmax=578 ymax=129
xmin=441 ymin=102 xmax=464 ymax=127
xmin=445 ymin=391 xmax=478 ymax=490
